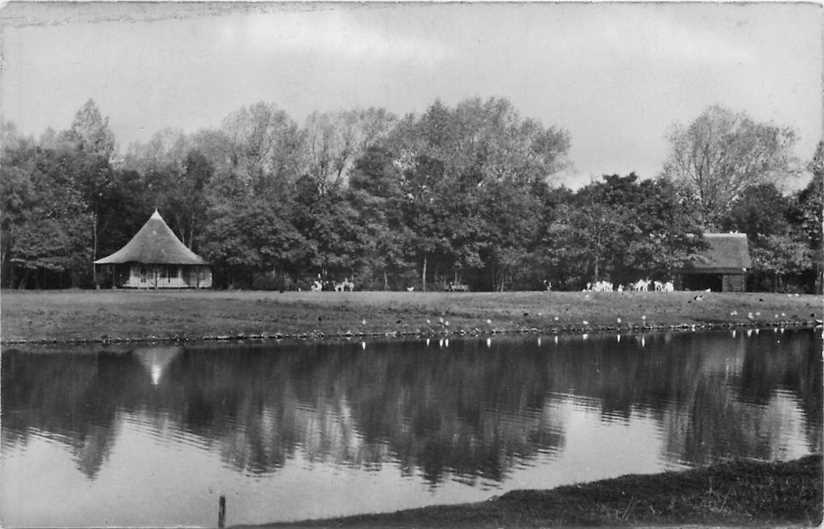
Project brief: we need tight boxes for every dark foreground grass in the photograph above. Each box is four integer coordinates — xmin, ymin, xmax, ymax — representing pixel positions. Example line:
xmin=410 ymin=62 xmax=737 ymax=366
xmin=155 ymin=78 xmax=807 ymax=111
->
xmin=1 ymin=289 xmax=820 ymax=344
xmin=236 ymin=455 xmax=823 ymax=529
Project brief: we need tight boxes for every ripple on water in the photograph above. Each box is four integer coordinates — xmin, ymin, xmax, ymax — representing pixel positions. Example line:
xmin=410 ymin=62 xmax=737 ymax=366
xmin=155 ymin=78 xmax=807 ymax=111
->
xmin=46 ymin=426 xmax=89 ymax=445
xmin=548 ymin=391 xmax=602 ymax=412
xmin=765 ymin=388 xmax=818 ymax=458
xmin=119 ymin=409 xmax=217 ymax=453
xmin=450 ymin=473 xmax=478 ymax=488
xmin=2 ymin=426 xmax=76 ymax=455
xmin=479 ymin=479 xmax=503 ymax=491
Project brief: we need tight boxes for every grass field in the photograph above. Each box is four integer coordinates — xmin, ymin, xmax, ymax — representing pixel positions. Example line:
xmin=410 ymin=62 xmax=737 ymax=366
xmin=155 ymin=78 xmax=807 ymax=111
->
xmin=1 ymin=289 xmax=820 ymax=343
xmin=236 ymin=455 xmax=822 ymax=528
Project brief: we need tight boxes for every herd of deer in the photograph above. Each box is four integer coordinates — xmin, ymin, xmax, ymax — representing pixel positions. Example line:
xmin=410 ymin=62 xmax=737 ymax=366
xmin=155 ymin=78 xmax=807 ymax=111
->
xmin=306 ymin=277 xmax=677 ymax=293
xmin=310 ymin=278 xmax=355 ymax=292
xmin=585 ymin=279 xmax=675 ymax=293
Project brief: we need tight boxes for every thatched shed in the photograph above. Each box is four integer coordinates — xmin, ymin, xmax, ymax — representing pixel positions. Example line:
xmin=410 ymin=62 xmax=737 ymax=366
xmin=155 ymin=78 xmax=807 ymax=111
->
xmin=680 ymin=233 xmax=751 ymax=292
xmin=94 ymin=210 xmax=212 ymax=288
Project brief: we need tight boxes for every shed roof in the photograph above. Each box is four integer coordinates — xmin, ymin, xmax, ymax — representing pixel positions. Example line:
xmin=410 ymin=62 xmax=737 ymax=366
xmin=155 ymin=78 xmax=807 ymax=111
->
xmin=687 ymin=233 xmax=751 ymax=273
xmin=94 ymin=210 xmax=207 ymax=265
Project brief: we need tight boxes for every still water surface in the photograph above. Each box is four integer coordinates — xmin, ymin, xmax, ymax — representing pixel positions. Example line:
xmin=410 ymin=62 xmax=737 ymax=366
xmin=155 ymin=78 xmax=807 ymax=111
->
xmin=1 ymin=330 xmax=821 ymax=527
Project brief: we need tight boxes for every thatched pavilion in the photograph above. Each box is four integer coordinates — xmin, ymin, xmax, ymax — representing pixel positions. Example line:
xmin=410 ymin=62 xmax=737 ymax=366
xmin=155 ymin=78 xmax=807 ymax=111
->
xmin=94 ymin=210 xmax=212 ymax=288
xmin=680 ymin=232 xmax=751 ymax=292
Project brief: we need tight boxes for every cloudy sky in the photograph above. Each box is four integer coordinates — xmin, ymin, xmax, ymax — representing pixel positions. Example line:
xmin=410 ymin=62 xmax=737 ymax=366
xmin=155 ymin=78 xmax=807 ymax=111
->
xmin=1 ymin=2 xmax=821 ymax=187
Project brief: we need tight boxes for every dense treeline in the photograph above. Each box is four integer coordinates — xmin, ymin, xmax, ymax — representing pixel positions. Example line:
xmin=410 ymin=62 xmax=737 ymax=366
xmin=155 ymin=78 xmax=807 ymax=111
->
xmin=1 ymin=99 xmax=821 ymax=291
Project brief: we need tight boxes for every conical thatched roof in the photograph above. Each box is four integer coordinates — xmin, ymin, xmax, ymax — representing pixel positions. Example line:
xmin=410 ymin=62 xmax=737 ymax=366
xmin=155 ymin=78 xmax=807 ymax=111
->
xmin=94 ymin=210 xmax=207 ymax=265
xmin=688 ymin=233 xmax=751 ymax=273
xmin=132 ymin=345 xmax=183 ymax=385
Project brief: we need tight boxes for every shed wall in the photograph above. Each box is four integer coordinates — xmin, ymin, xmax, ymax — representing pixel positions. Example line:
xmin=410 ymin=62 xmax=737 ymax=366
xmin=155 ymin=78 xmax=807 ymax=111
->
xmin=722 ymin=274 xmax=746 ymax=293
xmin=118 ymin=265 xmax=212 ymax=289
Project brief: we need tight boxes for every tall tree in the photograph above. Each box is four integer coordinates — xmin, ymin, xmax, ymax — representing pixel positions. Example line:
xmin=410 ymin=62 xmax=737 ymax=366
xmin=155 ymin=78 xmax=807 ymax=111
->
xmin=61 ymin=99 xmax=116 ymax=160
xmin=348 ymin=146 xmax=412 ymax=289
xmin=628 ymin=178 xmax=706 ymax=280
xmin=661 ymin=105 xmax=798 ymax=227
xmin=0 ymin=130 xmax=37 ymax=286
xmin=1 ymin=143 xmax=93 ymax=287
xmin=398 ymin=154 xmax=451 ymax=291
xmin=220 ymin=102 xmax=305 ymax=186
xmin=69 ymin=150 xmax=114 ymax=284
xmin=720 ymin=184 xmax=790 ymax=240
xmin=301 ymin=109 xmax=397 ymax=197
xmin=57 ymin=100 xmax=118 ymax=284
xmin=95 ymin=169 xmax=153 ymax=257
xmin=122 ymin=128 xmax=189 ymax=175
xmin=383 ymin=97 xmax=570 ymax=289
xmin=718 ymin=178 xmax=819 ymax=292
xmin=479 ymin=178 xmax=541 ymax=291
xmin=546 ymin=174 xmax=703 ymax=288
xmin=795 ymin=142 xmax=824 ymax=292
xmin=201 ymin=197 xmax=309 ymax=289
xmin=176 ymin=150 xmax=213 ymax=249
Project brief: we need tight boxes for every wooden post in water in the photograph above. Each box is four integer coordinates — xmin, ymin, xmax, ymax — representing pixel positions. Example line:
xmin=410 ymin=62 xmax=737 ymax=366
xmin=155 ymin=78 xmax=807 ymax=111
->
xmin=218 ymin=495 xmax=226 ymax=528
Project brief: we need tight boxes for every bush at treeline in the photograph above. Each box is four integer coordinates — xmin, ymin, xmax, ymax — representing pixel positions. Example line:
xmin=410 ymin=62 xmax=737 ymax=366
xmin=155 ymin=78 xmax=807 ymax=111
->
xmin=1 ymin=98 xmax=821 ymax=292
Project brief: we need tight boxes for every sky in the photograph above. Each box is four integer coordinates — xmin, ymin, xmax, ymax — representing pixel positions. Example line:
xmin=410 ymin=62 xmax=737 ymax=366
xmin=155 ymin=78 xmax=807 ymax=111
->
xmin=1 ymin=1 xmax=821 ymax=188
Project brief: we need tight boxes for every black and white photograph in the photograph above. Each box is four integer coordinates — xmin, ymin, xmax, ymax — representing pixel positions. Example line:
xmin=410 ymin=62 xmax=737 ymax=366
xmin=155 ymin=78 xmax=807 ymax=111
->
xmin=0 ymin=1 xmax=822 ymax=527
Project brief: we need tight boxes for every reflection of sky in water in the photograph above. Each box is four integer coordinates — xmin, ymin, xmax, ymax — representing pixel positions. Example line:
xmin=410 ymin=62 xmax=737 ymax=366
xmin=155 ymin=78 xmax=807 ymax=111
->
xmin=1 ymin=330 xmax=820 ymax=527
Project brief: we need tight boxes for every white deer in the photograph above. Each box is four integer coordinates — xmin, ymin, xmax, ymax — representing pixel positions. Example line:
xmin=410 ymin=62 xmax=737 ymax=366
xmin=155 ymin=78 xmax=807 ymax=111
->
xmin=335 ymin=278 xmax=355 ymax=292
xmin=592 ymin=280 xmax=613 ymax=292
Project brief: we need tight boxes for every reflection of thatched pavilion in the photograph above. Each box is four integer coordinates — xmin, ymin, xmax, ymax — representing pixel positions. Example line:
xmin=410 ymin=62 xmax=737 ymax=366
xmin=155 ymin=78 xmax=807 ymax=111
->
xmin=132 ymin=345 xmax=183 ymax=385
xmin=94 ymin=210 xmax=211 ymax=288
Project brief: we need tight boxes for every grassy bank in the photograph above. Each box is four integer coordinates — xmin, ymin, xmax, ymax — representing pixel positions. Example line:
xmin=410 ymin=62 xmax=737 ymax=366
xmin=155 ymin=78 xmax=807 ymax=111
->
xmin=1 ymin=289 xmax=820 ymax=343
xmin=236 ymin=455 xmax=823 ymax=529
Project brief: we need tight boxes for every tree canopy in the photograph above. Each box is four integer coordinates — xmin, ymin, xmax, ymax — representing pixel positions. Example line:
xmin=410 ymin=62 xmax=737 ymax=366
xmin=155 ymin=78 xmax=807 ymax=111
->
xmin=661 ymin=105 xmax=798 ymax=227
xmin=1 ymin=99 xmax=820 ymax=293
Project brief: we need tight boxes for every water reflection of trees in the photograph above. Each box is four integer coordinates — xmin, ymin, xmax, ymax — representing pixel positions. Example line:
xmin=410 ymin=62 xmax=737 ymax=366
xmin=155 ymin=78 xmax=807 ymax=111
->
xmin=2 ymin=331 xmax=820 ymax=484
xmin=542 ymin=332 xmax=821 ymax=464
xmin=737 ymin=331 xmax=822 ymax=453
xmin=162 ymin=341 xmax=566 ymax=483
xmin=2 ymin=351 xmax=130 ymax=478
xmin=664 ymin=331 xmax=822 ymax=464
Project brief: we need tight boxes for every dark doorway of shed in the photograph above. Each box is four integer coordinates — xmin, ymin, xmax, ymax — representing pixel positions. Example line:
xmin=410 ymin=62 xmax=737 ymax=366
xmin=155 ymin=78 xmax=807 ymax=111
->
xmin=682 ymin=273 xmax=722 ymax=292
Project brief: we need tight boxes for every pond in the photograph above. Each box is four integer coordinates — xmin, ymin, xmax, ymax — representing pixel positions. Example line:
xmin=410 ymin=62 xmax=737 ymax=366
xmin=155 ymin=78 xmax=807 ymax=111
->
xmin=1 ymin=329 xmax=821 ymax=527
